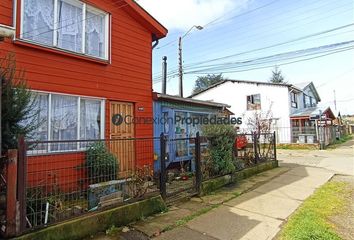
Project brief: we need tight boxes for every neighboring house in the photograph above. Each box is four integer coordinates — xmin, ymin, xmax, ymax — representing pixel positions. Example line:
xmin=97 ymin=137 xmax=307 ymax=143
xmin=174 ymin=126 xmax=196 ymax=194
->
xmin=0 ymin=0 xmax=167 ymax=188
xmin=153 ymin=92 xmax=231 ymax=170
xmin=190 ymin=79 xmax=332 ymax=144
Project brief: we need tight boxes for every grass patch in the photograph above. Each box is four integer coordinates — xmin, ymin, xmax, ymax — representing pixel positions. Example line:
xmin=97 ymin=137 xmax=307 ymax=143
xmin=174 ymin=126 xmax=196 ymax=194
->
xmin=276 ymin=144 xmax=319 ymax=150
xmin=279 ymin=181 xmax=349 ymax=240
xmin=327 ymin=135 xmax=353 ymax=149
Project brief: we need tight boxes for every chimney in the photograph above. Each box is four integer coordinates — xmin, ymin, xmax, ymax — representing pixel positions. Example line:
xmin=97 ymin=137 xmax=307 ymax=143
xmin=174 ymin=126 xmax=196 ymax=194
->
xmin=162 ymin=56 xmax=167 ymax=94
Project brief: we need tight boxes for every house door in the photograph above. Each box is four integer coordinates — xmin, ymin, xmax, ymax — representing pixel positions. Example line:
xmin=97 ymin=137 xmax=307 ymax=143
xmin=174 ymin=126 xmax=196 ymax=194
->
xmin=110 ymin=101 xmax=135 ymax=177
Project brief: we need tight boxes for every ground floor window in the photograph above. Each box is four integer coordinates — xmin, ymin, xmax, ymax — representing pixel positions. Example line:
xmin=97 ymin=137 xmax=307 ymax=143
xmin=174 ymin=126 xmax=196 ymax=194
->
xmin=28 ymin=92 xmax=104 ymax=152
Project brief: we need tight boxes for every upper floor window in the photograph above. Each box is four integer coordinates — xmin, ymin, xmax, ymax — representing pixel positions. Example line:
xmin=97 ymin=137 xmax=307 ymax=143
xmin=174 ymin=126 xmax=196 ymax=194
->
xmin=304 ymin=95 xmax=316 ymax=108
xmin=247 ymin=94 xmax=261 ymax=110
xmin=21 ymin=0 xmax=109 ymax=59
xmin=291 ymin=92 xmax=298 ymax=108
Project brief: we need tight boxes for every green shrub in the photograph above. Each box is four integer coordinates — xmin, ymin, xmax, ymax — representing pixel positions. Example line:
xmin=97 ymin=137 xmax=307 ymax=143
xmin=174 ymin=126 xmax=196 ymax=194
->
xmin=202 ymin=124 xmax=236 ymax=177
xmin=85 ymin=142 xmax=119 ymax=184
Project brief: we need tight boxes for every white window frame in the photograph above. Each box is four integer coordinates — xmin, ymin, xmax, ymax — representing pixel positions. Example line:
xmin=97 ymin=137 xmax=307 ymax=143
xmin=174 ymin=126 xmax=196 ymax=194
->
xmin=20 ymin=0 xmax=110 ymax=60
xmin=247 ymin=94 xmax=261 ymax=111
xmin=291 ymin=92 xmax=298 ymax=108
xmin=28 ymin=91 xmax=105 ymax=155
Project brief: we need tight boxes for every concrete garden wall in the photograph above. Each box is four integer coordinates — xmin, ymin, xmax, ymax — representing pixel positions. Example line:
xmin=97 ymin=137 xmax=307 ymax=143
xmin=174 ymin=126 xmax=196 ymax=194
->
xmin=14 ymin=196 xmax=166 ymax=240
xmin=201 ymin=160 xmax=278 ymax=195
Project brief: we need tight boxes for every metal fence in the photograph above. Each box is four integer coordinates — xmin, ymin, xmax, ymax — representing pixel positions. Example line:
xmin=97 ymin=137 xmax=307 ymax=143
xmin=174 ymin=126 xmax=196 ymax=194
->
xmin=235 ymin=132 xmax=276 ymax=167
xmin=18 ymin=137 xmax=160 ymax=231
xmin=201 ymin=132 xmax=276 ymax=180
xmin=275 ymin=125 xmax=349 ymax=147
xmin=17 ymin=131 xmax=277 ymax=233
xmin=158 ymin=134 xmax=202 ymax=200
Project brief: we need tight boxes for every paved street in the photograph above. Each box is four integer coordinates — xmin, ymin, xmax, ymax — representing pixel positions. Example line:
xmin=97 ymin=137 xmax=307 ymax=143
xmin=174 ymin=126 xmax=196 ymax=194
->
xmin=277 ymin=140 xmax=354 ymax=176
xmin=155 ymin=140 xmax=353 ymax=240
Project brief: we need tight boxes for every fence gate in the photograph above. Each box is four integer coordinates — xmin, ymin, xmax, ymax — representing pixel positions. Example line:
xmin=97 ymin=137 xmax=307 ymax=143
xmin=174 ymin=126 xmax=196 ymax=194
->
xmin=159 ymin=133 xmax=201 ymax=202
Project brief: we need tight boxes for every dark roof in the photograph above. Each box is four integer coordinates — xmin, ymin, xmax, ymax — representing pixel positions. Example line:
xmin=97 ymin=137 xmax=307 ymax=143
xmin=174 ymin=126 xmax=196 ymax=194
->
xmin=294 ymin=82 xmax=321 ymax=102
xmin=154 ymin=92 xmax=231 ymax=108
xmin=290 ymin=106 xmax=335 ymax=119
xmin=189 ymin=79 xmax=294 ymax=98
xmin=290 ymin=107 xmax=318 ymax=118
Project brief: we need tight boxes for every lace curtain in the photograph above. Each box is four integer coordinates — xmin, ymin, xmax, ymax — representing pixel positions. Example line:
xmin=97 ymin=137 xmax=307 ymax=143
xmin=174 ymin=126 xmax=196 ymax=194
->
xmin=23 ymin=0 xmax=54 ymax=45
xmin=58 ymin=1 xmax=83 ymax=52
xmin=51 ymin=95 xmax=78 ymax=143
xmin=80 ymin=99 xmax=101 ymax=140
xmin=86 ymin=11 xmax=105 ymax=58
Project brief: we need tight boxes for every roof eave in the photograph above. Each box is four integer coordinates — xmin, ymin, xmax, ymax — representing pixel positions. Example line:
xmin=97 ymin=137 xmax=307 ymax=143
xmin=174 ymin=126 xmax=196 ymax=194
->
xmin=123 ymin=0 xmax=168 ymax=39
xmin=156 ymin=93 xmax=231 ymax=108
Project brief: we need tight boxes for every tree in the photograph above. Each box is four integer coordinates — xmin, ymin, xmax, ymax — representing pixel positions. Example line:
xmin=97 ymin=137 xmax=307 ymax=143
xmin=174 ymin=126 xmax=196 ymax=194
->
xmin=192 ymin=74 xmax=226 ymax=95
xmin=1 ymin=53 xmax=38 ymax=153
xmin=269 ymin=66 xmax=285 ymax=84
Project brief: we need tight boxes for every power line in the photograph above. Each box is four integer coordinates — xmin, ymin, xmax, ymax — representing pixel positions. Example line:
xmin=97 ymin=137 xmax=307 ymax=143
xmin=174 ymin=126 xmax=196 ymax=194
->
xmin=156 ymin=0 xmax=350 ymax=53
xmin=184 ymin=23 xmax=354 ymax=69
xmin=153 ymin=47 xmax=354 ymax=87
xmin=153 ymin=24 xmax=354 ymax=81
xmin=185 ymin=47 xmax=354 ymax=75
xmin=179 ymin=4 xmax=353 ymax=63
xmin=155 ymin=0 xmax=282 ymax=50
xmin=153 ymin=5 xmax=353 ymax=79
xmin=152 ymin=40 xmax=354 ymax=83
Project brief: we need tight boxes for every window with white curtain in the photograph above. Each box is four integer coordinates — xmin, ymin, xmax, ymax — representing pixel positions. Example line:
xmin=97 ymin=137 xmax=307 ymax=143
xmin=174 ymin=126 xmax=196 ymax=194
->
xmin=22 ymin=0 xmax=55 ymax=45
xmin=85 ymin=8 xmax=106 ymax=58
xmin=80 ymin=99 xmax=101 ymax=140
xmin=21 ymin=0 xmax=109 ymax=59
xmin=27 ymin=92 xmax=104 ymax=152
xmin=51 ymin=94 xmax=78 ymax=151
xmin=57 ymin=0 xmax=83 ymax=52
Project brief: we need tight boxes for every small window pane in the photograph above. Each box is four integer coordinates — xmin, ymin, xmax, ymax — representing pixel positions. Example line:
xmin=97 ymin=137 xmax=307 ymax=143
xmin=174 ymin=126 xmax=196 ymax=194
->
xmin=80 ymin=99 xmax=101 ymax=140
xmin=57 ymin=0 xmax=83 ymax=52
xmin=51 ymin=95 xmax=78 ymax=150
xmin=22 ymin=94 xmax=49 ymax=145
xmin=23 ymin=0 xmax=54 ymax=45
xmin=85 ymin=10 xmax=106 ymax=58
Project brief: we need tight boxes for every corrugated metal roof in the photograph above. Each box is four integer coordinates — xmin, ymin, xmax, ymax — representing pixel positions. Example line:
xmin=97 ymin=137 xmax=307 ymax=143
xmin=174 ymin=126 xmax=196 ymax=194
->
xmin=155 ymin=93 xmax=231 ymax=108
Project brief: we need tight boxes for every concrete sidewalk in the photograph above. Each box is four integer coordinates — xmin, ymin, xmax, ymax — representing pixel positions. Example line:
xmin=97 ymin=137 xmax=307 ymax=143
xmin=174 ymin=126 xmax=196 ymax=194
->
xmin=155 ymin=165 xmax=334 ymax=240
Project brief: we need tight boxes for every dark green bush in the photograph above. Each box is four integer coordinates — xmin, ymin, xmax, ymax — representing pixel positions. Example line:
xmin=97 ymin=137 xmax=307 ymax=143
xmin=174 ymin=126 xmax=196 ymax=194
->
xmin=85 ymin=142 xmax=119 ymax=184
xmin=202 ymin=124 xmax=236 ymax=177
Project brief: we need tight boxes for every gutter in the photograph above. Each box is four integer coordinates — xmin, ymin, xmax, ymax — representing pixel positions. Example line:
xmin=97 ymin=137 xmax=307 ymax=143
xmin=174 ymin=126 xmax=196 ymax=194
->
xmin=0 ymin=25 xmax=15 ymax=40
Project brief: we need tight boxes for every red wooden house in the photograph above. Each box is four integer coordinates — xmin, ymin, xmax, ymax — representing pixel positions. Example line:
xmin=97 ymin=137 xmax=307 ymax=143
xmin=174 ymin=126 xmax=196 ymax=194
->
xmin=0 ymin=0 xmax=167 ymax=191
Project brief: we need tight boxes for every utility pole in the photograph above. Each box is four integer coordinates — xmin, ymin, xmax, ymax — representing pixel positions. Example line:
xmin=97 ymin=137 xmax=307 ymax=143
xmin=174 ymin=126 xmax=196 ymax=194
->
xmin=177 ymin=25 xmax=203 ymax=98
xmin=162 ymin=56 xmax=167 ymax=94
xmin=178 ymin=36 xmax=183 ymax=97
xmin=333 ymin=90 xmax=337 ymax=111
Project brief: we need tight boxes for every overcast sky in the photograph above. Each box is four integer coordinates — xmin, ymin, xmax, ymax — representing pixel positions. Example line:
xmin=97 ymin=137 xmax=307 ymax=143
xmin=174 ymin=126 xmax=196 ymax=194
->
xmin=138 ymin=0 xmax=354 ymax=114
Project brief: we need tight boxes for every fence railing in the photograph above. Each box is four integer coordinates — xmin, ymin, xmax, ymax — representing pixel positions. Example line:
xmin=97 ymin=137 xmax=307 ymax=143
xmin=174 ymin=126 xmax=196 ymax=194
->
xmin=274 ymin=125 xmax=349 ymax=147
xmin=17 ymin=131 xmax=277 ymax=233
xmin=18 ymin=137 xmax=160 ymax=231
xmin=200 ymin=132 xmax=276 ymax=181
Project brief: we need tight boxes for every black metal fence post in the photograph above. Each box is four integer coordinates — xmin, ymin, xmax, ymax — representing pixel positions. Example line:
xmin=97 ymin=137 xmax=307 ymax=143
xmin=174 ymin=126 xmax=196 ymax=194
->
xmin=195 ymin=132 xmax=202 ymax=195
xmin=17 ymin=135 xmax=27 ymax=234
xmin=159 ymin=133 xmax=167 ymax=200
xmin=273 ymin=131 xmax=277 ymax=161
xmin=253 ymin=132 xmax=259 ymax=164
xmin=235 ymin=131 xmax=238 ymax=159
